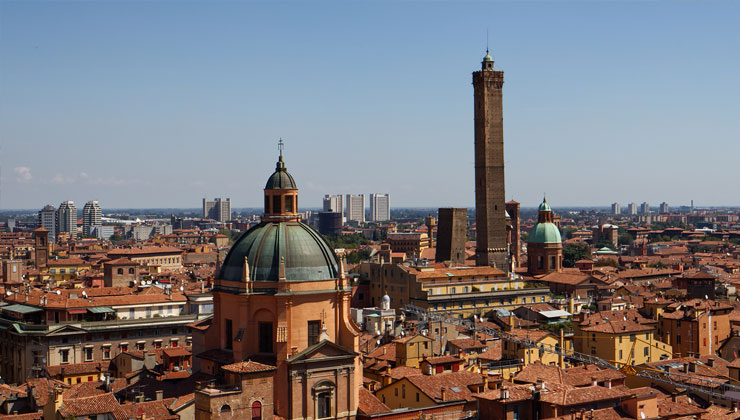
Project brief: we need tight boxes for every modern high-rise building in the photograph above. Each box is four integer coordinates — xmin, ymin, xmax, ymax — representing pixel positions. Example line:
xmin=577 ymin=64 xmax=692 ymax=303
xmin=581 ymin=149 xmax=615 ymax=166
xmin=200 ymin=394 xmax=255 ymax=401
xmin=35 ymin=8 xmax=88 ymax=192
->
xmin=369 ymin=193 xmax=390 ymax=222
xmin=660 ymin=202 xmax=669 ymax=214
xmin=345 ymin=194 xmax=365 ymax=223
xmin=473 ymin=50 xmax=508 ymax=271
xmin=628 ymin=202 xmax=638 ymax=215
xmin=322 ymin=194 xmax=343 ymax=219
xmin=611 ymin=202 xmax=621 ymax=215
xmin=56 ymin=201 xmax=77 ymax=238
xmin=82 ymin=200 xmax=102 ymax=237
xmin=38 ymin=204 xmax=57 ymax=242
xmin=203 ymin=198 xmax=231 ymax=222
xmin=640 ymin=202 xmax=650 ymax=215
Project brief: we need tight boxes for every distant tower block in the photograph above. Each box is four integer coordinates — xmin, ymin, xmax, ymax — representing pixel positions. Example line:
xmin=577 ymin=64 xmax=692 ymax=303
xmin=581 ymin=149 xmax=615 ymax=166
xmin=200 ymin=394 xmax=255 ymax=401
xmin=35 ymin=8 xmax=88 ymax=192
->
xmin=505 ymin=201 xmax=521 ymax=268
xmin=425 ymin=215 xmax=437 ymax=248
xmin=436 ymin=208 xmax=467 ymax=265
xmin=473 ymin=50 xmax=508 ymax=271
xmin=33 ymin=227 xmax=50 ymax=268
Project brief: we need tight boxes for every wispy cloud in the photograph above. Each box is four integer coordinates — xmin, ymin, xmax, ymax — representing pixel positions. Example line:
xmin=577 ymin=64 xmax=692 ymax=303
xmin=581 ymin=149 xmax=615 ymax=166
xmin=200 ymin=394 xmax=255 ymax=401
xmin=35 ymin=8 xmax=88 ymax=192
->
xmin=51 ymin=173 xmax=75 ymax=185
xmin=13 ymin=166 xmax=32 ymax=183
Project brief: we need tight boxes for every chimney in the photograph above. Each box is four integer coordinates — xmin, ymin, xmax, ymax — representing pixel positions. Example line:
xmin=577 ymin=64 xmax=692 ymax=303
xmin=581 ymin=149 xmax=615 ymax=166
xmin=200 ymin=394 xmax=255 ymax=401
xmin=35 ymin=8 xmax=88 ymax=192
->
xmin=591 ymin=376 xmax=597 ymax=387
xmin=535 ymin=378 xmax=544 ymax=391
xmin=440 ymin=387 xmax=446 ymax=402
xmin=606 ymin=380 xmax=612 ymax=389
xmin=155 ymin=390 xmax=163 ymax=400
xmin=689 ymin=363 xmax=695 ymax=373
xmin=500 ymin=387 xmax=509 ymax=400
xmin=707 ymin=357 xmax=714 ymax=367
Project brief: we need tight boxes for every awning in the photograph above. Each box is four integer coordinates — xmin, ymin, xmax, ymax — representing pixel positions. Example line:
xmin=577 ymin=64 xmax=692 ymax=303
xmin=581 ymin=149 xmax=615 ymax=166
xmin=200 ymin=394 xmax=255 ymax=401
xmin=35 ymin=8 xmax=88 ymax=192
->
xmin=2 ymin=304 xmax=43 ymax=314
xmin=88 ymin=307 xmax=115 ymax=314
xmin=67 ymin=309 xmax=87 ymax=315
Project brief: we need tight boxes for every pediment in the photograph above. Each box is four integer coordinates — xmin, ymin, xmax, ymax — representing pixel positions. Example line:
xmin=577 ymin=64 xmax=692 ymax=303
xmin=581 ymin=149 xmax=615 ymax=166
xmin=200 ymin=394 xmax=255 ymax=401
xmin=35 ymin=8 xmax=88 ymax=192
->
xmin=289 ymin=339 xmax=358 ymax=363
xmin=46 ymin=324 xmax=88 ymax=336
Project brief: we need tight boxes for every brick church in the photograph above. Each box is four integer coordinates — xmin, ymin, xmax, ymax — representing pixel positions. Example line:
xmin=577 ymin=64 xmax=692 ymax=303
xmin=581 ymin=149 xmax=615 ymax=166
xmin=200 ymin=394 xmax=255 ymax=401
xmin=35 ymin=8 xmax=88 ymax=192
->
xmin=192 ymin=147 xmax=361 ymax=419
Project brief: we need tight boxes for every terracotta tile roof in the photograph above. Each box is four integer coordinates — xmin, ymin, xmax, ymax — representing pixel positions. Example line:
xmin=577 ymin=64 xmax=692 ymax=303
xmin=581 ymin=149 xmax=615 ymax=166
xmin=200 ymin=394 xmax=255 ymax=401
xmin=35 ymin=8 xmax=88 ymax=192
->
xmin=358 ymin=388 xmax=391 ymax=415
xmin=108 ymin=246 xmax=184 ymax=257
xmin=537 ymin=382 xmax=632 ymax=406
xmin=404 ymin=371 xmax=485 ymax=402
xmin=119 ymin=398 xmax=177 ymax=419
xmin=162 ymin=347 xmax=191 ymax=358
xmin=388 ymin=366 xmax=422 ymax=380
xmin=447 ymin=338 xmax=487 ymax=351
xmin=170 ymin=393 xmax=195 ymax=410
xmin=477 ymin=341 xmax=502 ymax=362
xmin=425 ymin=355 xmax=462 ymax=365
xmin=46 ymin=361 xmax=109 ymax=377
xmin=57 ymin=393 xmax=127 ymax=420
xmin=221 ymin=360 xmax=276 ymax=374
xmin=367 ymin=343 xmax=396 ymax=362
xmin=506 ymin=328 xmax=553 ymax=343
xmin=657 ymin=397 xmax=706 ymax=417
xmin=25 ymin=378 xmax=68 ymax=407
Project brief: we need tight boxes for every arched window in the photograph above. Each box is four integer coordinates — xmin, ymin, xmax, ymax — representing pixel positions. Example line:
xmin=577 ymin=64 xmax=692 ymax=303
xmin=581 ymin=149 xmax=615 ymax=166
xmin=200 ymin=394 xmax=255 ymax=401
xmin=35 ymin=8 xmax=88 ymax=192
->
xmin=117 ymin=268 xmax=123 ymax=275
xmin=220 ymin=404 xmax=231 ymax=413
xmin=251 ymin=401 xmax=262 ymax=420
xmin=313 ymin=381 xmax=335 ymax=419
xmin=128 ymin=268 xmax=135 ymax=274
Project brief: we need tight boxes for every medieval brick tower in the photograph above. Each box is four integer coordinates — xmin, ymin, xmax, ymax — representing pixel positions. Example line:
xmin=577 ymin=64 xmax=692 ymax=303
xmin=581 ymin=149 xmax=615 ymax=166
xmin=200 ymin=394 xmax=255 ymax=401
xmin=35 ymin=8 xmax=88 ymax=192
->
xmin=473 ymin=50 xmax=508 ymax=271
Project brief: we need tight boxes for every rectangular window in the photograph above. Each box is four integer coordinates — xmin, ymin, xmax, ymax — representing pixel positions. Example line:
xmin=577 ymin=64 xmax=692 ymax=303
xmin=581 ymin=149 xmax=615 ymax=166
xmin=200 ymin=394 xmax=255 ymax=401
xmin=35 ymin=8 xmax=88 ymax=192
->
xmin=677 ymin=335 xmax=681 ymax=344
xmin=308 ymin=321 xmax=321 ymax=346
xmin=644 ymin=347 xmax=649 ymax=357
xmin=272 ymin=196 xmax=281 ymax=214
xmin=630 ymin=334 xmax=635 ymax=342
xmin=225 ymin=319 xmax=233 ymax=350
xmin=85 ymin=347 xmax=93 ymax=361
xmin=284 ymin=195 xmax=294 ymax=213
xmin=259 ymin=322 xmax=273 ymax=353
xmin=60 ymin=349 xmax=69 ymax=364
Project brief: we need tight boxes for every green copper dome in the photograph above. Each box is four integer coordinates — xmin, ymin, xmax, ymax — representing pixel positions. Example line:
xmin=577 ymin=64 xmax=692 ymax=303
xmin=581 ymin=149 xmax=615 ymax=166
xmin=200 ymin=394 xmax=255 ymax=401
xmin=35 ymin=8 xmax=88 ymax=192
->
xmin=529 ymin=222 xmax=562 ymax=244
xmin=483 ymin=53 xmax=493 ymax=62
xmin=220 ymin=221 xmax=338 ymax=282
xmin=265 ymin=155 xmax=297 ymax=190
xmin=538 ymin=200 xmax=552 ymax=212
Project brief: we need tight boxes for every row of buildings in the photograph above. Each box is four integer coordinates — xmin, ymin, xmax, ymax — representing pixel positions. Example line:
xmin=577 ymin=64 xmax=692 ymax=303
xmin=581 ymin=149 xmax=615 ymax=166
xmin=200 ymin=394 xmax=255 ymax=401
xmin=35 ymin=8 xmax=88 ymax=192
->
xmin=38 ymin=201 xmax=103 ymax=242
xmin=323 ymin=193 xmax=391 ymax=224
xmin=612 ymin=202 xmax=670 ymax=216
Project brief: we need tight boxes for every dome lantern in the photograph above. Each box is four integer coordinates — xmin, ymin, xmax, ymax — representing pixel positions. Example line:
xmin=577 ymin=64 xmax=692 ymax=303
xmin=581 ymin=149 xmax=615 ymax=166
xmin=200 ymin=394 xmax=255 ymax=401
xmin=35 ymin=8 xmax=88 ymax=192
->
xmin=263 ymin=139 xmax=299 ymax=222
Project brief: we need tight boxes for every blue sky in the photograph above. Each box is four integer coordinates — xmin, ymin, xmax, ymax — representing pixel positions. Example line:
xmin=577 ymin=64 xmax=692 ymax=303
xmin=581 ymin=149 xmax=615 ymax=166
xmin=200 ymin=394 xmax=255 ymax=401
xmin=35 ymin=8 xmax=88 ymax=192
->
xmin=1 ymin=1 xmax=738 ymax=210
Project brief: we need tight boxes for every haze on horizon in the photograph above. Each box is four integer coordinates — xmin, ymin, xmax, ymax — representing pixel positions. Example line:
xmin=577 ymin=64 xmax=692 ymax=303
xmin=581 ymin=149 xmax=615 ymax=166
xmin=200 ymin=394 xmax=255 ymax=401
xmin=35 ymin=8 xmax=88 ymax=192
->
xmin=1 ymin=1 xmax=738 ymax=211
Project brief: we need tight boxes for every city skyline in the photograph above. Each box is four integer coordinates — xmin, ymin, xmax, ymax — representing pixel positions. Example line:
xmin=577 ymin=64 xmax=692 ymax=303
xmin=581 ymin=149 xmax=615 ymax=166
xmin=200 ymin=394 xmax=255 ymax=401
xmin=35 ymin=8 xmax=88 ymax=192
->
xmin=2 ymin=2 xmax=739 ymax=209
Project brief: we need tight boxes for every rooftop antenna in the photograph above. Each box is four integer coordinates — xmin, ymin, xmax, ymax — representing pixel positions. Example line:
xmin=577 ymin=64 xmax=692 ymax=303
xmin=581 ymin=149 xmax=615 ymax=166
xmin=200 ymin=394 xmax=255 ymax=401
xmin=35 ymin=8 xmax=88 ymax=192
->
xmin=486 ymin=28 xmax=489 ymax=55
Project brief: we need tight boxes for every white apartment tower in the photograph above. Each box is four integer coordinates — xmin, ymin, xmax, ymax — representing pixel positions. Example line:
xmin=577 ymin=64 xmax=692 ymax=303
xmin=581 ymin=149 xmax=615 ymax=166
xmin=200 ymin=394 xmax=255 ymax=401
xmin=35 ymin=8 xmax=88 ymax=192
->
xmin=628 ymin=202 xmax=638 ymax=215
xmin=322 ymin=194 xmax=344 ymax=219
xmin=660 ymin=202 xmax=669 ymax=214
xmin=203 ymin=198 xmax=231 ymax=222
xmin=640 ymin=202 xmax=650 ymax=215
xmin=56 ymin=201 xmax=77 ymax=238
xmin=38 ymin=205 xmax=57 ymax=242
xmin=82 ymin=200 xmax=102 ymax=237
xmin=346 ymin=194 xmax=365 ymax=223
xmin=611 ymin=202 xmax=620 ymax=216
xmin=370 ymin=193 xmax=390 ymax=222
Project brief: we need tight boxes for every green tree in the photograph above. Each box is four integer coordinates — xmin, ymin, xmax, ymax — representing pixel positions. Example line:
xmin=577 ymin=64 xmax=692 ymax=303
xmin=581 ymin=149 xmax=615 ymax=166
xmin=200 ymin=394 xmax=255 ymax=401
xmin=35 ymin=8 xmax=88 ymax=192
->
xmin=593 ymin=238 xmax=614 ymax=250
xmin=562 ymin=227 xmax=577 ymax=240
xmin=618 ymin=232 xmax=633 ymax=246
xmin=562 ymin=243 xmax=591 ymax=267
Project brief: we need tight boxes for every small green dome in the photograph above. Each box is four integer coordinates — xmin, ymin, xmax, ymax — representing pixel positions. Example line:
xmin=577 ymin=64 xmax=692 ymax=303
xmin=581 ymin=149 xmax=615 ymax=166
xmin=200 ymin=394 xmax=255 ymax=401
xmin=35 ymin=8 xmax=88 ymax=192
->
xmin=529 ymin=222 xmax=562 ymax=244
xmin=538 ymin=200 xmax=551 ymax=212
xmin=220 ymin=221 xmax=338 ymax=282
xmin=483 ymin=53 xmax=493 ymax=62
xmin=265 ymin=156 xmax=297 ymax=190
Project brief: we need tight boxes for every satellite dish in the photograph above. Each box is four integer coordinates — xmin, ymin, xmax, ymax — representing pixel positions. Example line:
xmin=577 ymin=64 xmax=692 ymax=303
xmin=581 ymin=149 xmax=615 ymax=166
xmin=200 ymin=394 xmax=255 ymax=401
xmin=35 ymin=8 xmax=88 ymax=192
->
xmin=5 ymin=291 xmax=11 ymax=296
xmin=705 ymin=295 xmax=708 ymax=300
xmin=179 ymin=286 xmax=184 ymax=292
xmin=641 ymin=412 xmax=646 ymax=419
xmin=56 ymin=290 xmax=61 ymax=295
